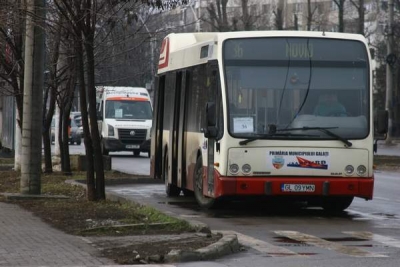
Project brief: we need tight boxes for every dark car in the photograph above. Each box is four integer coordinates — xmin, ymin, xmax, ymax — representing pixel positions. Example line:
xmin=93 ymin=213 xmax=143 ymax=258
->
xmin=51 ymin=116 xmax=82 ymax=145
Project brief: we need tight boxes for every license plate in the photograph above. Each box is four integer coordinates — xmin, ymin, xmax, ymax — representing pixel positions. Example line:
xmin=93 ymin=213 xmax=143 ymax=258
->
xmin=281 ymin=184 xmax=315 ymax=192
xmin=126 ymin=145 xmax=139 ymax=149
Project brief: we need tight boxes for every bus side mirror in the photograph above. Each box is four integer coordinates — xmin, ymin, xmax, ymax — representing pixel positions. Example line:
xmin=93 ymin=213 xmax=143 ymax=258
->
xmin=375 ymin=110 xmax=388 ymax=135
xmin=203 ymin=102 xmax=218 ymax=138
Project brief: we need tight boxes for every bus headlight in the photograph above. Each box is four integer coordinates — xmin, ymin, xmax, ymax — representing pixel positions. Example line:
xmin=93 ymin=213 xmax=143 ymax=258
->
xmin=242 ymin=164 xmax=251 ymax=174
xmin=229 ymin=164 xmax=239 ymax=175
xmin=345 ymin=165 xmax=354 ymax=175
xmin=357 ymin=165 xmax=367 ymax=176
xmin=108 ymin=124 xmax=114 ymax=136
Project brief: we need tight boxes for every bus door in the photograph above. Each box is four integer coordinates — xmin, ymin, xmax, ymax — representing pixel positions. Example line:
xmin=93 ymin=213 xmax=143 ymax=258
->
xmin=168 ymin=71 xmax=185 ymax=188
xmin=203 ymin=64 xmax=221 ymax=196
xmin=177 ymin=71 xmax=189 ymax=188
xmin=151 ymin=76 xmax=165 ymax=179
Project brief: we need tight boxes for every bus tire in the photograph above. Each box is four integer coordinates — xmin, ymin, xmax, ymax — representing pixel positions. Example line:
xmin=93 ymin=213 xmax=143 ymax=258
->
xmin=163 ymin=156 xmax=181 ymax=197
xmin=194 ymin=156 xmax=215 ymax=209
xmin=321 ymin=196 xmax=354 ymax=212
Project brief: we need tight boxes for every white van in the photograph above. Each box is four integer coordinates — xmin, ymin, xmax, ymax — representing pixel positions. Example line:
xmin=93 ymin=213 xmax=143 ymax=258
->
xmin=96 ymin=86 xmax=152 ymax=157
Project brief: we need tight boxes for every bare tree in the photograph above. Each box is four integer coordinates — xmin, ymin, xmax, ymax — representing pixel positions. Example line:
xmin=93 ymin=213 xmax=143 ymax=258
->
xmin=349 ymin=0 xmax=365 ymax=34
xmin=273 ymin=8 xmax=284 ymax=30
xmin=307 ymin=0 xmax=319 ymax=31
xmin=333 ymin=0 xmax=346 ymax=32
xmin=0 ymin=0 xmax=25 ymax=130
xmin=206 ymin=0 xmax=230 ymax=31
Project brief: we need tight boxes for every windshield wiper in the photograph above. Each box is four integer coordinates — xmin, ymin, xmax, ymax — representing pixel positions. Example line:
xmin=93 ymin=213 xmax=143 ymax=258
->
xmin=277 ymin=126 xmax=352 ymax=147
xmin=239 ymin=133 xmax=319 ymax=146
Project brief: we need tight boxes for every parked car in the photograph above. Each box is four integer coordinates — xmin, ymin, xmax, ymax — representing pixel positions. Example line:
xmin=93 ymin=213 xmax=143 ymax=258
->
xmin=51 ymin=116 xmax=82 ymax=145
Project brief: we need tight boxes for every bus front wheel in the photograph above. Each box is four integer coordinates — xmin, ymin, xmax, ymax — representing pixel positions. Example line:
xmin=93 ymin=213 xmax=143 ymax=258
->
xmin=163 ymin=156 xmax=181 ymax=197
xmin=194 ymin=156 xmax=215 ymax=209
xmin=321 ymin=196 xmax=354 ymax=212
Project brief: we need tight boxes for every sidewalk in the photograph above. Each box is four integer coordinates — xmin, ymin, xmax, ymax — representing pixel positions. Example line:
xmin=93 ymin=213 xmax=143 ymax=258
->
xmin=0 ymin=202 xmax=117 ymax=267
xmin=0 ymin=199 xmax=181 ymax=267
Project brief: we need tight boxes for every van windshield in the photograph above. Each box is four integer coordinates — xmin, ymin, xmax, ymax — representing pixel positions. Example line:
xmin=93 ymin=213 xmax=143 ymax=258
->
xmin=105 ymin=100 xmax=152 ymax=120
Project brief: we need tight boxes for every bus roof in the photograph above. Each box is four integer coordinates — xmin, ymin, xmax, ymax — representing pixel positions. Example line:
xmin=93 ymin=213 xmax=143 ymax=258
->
xmin=157 ymin=31 xmax=368 ymax=74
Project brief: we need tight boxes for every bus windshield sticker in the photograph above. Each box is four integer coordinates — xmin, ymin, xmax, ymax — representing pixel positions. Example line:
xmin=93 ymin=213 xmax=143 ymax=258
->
xmin=233 ymin=117 xmax=254 ymax=133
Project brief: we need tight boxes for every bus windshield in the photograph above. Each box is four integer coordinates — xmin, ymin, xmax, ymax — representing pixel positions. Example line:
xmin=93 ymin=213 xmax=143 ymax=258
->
xmin=223 ymin=37 xmax=369 ymax=140
xmin=105 ymin=100 xmax=152 ymax=120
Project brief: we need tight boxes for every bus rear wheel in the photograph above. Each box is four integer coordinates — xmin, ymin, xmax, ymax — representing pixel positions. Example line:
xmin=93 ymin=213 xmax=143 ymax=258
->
xmin=194 ymin=156 xmax=215 ymax=209
xmin=321 ymin=196 xmax=354 ymax=212
xmin=163 ymin=156 xmax=181 ymax=197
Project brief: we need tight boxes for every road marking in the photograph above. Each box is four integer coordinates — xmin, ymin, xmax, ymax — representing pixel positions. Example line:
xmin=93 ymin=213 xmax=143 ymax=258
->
xmin=347 ymin=209 xmax=386 ymax=220
xmin=216 ymin=230 xmax=302 ymax=257
xmin=274 ymin=231 xmax=387 ymax=257
xmin=344 ymin=231 xmax=400 ymax=248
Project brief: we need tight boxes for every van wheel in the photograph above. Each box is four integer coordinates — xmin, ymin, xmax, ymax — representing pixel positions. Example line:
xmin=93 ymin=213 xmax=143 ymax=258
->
xmin=322 ymin=197 xmax=354 ymax=212
xmin=193 ymin=156 xmax=215 ymax=208
xmin=163 ymin=156 xmax=181 ymax=197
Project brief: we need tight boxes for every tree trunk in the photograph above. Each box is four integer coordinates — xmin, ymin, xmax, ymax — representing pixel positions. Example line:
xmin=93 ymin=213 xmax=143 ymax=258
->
xmin=338 ymin=0 xmax=345 ymax=32
xmin=21 ymin=0 xmax=45 ymax=195
xmin=61 ymin=104 xmax=72 ymax=175
xmin=307 ymin=0 xmax=312 ymax=31
xmin=241 ymin=0 xmax=251 ymax=31
xmin=84 ymin=0 xmax=105 ymax=200
xmin=76 ymin=39 xmax=96 ymax=201
xmin=358 ymin=0 xmax=364 ymax=35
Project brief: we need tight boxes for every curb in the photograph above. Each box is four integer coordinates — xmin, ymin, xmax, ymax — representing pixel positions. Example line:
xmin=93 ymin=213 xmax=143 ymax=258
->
xmin=164 ymin=233 xmax=240 ymax=263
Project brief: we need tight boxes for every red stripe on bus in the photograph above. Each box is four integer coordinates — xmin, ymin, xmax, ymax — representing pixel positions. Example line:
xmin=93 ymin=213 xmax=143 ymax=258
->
xmin=210 ymin=171 xmax=373 ymax=200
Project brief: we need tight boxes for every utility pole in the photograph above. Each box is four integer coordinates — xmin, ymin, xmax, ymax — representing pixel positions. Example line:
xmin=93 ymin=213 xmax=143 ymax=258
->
xmin=385 ymin=0 xmax=395 ymax=144
xmin=21 ymin=0 xmax=46 ymax=194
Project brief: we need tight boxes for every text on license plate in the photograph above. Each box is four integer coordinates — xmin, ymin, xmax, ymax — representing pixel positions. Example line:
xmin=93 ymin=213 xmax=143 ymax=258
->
xmin=281 ymin=184 xmax=315 ymax=192
xmin=126 ymin=145 xmax=140 ymax=149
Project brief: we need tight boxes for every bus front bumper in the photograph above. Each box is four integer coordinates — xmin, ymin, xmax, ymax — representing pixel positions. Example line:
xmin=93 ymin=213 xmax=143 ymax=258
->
xmin=213 ymin=175 xmax=374 ymax=200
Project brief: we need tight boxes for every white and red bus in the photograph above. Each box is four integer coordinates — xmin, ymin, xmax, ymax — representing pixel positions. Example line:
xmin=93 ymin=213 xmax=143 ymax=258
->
xmin=150 ymin=31 xmax=388 ymax=211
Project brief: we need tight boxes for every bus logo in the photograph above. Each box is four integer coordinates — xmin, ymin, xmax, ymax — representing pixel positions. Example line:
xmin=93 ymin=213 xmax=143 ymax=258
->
xmin=287 ymin=156 xmax=328 ymax=170
xmin=130 ymin=130 xmax=136 ymax=136
xmin=159 ymin=37 xmax=170 ymax=69
xmin=272 ymin=156 xmax=285 ymax=169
